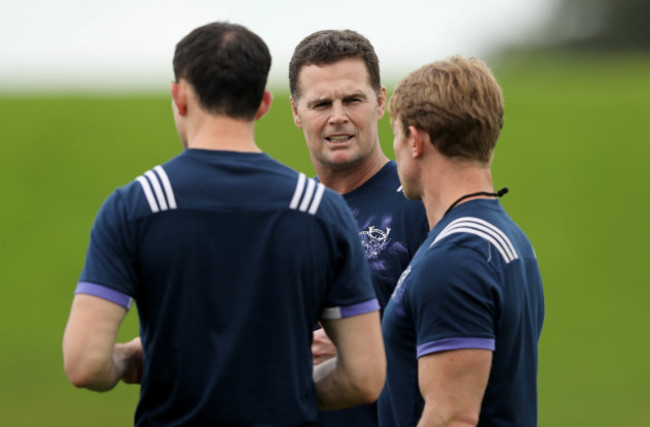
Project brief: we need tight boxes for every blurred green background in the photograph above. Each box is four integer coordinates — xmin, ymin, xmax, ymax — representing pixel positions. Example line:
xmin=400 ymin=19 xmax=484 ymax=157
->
xmin=2 ymin=0 xmax=650 ymax=423
xmin=1 ymin=52 xmax=649 ymax=426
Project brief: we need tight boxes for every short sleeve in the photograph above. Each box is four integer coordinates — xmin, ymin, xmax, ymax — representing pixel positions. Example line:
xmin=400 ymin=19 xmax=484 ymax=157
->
xmin=319 ymin=194 xmax=379 ymax=318
xmin=78 ymin=191 xmax=138 ymax=298
xmin=408 ymin=243 xmax=499 ymax=358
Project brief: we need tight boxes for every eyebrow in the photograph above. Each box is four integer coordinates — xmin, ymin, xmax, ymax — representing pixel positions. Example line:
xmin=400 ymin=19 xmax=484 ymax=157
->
xmin=344 ymin=92 xmax=369 ymax=101
xmin=306 ymin=98 xmax=330 ymax=108
xmin=306 ymin=91 xmax=369 ymax=108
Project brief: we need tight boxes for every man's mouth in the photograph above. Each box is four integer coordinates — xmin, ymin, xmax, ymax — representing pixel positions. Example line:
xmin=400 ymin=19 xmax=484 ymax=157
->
xmin=326 ymin=135 xmax=353 ymax=143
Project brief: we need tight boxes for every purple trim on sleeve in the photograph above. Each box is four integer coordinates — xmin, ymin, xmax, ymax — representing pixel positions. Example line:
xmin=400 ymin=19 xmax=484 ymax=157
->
xmin=75 ymin=282 xmax=134 ymax=309
xmin=417 ymin=337 xmax=495 ymax=358
xmin=340 ymin=299 xmax=380 ymax=317
xmin=322 ymin=298 xmax=380 ymax=319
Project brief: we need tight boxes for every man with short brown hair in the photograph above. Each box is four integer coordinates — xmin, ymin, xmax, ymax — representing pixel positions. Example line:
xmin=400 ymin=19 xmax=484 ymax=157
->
xmin=290 ymin=29 xmax=429 ymax=427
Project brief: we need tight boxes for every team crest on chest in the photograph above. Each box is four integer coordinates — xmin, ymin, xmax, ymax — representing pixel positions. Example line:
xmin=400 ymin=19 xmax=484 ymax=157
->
xmin=360 ymin=226 xmax=391 ymax=259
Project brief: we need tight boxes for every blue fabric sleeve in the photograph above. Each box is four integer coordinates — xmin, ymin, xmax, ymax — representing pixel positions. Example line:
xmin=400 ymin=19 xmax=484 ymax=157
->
xmin=319 ymin=193 xmax=378 ymax=315
xmin=78 ymin=191 xmax=138 ymax=297
xmin=75 ymin=281 xmax=134 ymax=309
xmin=409 ymin=243 xmax=498 ymax=358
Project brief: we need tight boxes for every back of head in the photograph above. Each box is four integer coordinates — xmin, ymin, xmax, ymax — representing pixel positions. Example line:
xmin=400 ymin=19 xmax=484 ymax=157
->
xmin=289 ymin=29 xmax=381 ymax=99
xmin=388 ymin=56 xmax=504 ymax=165
xmin=173 ymin=22 xmax=271 ymax=121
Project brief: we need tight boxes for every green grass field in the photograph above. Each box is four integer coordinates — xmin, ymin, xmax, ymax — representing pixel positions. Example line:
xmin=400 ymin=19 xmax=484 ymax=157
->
xmin=1 ymin=52 xmax=649 ymax=426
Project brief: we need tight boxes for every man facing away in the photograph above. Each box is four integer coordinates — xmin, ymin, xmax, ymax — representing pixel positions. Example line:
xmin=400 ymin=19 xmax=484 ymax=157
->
xmin=62 ymin=21 xmax=385 ymax=426
xmin=289 ymin=30 xmax=429 ymax=426
xmin=379 ymin=56 xmax=545 ymax=426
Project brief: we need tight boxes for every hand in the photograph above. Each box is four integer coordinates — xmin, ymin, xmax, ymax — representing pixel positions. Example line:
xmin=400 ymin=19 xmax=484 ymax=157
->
xmin=312 ymin=328 xmax=337 ymax=365
xmin=115 ymin=337 xmax=144 ymax=384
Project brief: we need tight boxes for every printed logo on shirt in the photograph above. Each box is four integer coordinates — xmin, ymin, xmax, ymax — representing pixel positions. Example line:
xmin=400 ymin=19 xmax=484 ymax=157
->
xmin=360 ymin=226 xmax=391 ymax=259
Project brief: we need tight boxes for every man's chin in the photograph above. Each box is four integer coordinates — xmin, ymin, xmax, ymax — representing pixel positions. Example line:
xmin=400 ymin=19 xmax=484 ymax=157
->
xmin=323 ymin=154 xmax=362 ymax=170
xmin=401 ymin=185 xmax=422 ymax=201
xmin=317 ymin=147 xmax=355 ymax=163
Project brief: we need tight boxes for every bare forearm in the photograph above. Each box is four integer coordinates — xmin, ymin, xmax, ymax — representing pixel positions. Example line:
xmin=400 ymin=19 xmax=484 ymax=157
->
xmin=417 ymin=349 xmax=490 ymax=427
xmin=418 ymin=419 xmax=477 ymax=427
xmin=65 ymin=351 xmax=122 ymax=391
xmin=417 ymin=406 xmax=478 ymax=427
xmin=63 ymin=294 xmax=130 ymax=391
xmin=314 ymin=312 xmax=385 ymax=409
xmin=66 ymin=345 xmax=126 ymax=390
xmin=313 ymin=357 xmax=377 ymax=410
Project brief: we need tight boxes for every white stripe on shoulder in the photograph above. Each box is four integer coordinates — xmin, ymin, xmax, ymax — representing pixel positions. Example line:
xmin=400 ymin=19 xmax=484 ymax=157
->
xmin=430 ymin=216 xmax=518 ymax=263
xmin=290 ymin=173 xmax=306 ymax=209
xmin=137 ymin=167 xmax=177 ymax=214
xmin=290 ymin=173 xmax=323 ymax=215
xmin=144 ymin=170 xmax=168 ymax=211
xmin=308 ymin=183 xmax=326 ymax=214
xmin=136 ymin=176 xmax=160 ymax=213
xmin=154 ymin=165 xmax=177 ymax=209
xmin=299 ymin=178 xmax=316 ymax=212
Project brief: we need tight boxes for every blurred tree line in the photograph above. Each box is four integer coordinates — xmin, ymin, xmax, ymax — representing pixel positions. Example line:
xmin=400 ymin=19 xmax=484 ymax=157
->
xmin=547 ymin=0 xmax=650 ymax=50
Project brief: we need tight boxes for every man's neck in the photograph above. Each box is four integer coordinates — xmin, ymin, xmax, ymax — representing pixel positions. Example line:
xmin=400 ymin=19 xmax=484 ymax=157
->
xmin=186 ymin=115 xmax=262 ymax=153
xmin=316 ymin=151 xmax=389 ymax=195
xmin=421 ymin=161 xmax=494 ymax=229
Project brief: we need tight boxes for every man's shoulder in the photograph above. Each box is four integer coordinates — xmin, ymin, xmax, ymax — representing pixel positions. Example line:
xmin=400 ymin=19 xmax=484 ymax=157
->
xmin=429 ymin=205 xmax=525 ymax=268
xmin=288 ymin=171 xmax=349 ymax=217
xmin=349 ymin=162 xmax=423 ymax=207
xmin=104 ymin=162 xmax=181 ymax=218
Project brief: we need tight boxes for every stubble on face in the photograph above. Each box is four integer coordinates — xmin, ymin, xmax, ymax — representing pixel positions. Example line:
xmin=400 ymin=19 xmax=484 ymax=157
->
xmin=292 ymin=59 xmax=385 ymax=173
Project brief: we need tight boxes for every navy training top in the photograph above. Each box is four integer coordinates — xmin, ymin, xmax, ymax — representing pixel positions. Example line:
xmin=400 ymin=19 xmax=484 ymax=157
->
xmin=379 ymin=198 xmax=544 ymax=426
xmin=76 ymin=149 xmax=379 ymax=426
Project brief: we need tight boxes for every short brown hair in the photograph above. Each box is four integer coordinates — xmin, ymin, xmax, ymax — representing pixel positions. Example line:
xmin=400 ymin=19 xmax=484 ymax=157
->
xmin=289 ymin=29 xmax=381 ymax=99
xmin=388 ymin=56 xmax=504 ymax=164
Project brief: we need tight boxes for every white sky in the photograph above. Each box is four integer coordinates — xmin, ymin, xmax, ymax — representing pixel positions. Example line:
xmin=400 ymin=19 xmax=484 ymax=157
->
xmin=0 ymin=0 xmax=559 ymax=92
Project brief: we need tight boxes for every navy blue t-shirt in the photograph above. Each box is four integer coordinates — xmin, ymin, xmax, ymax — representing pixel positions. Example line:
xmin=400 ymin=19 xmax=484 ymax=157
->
xmin=378 ymin=199 xmax=545 ymax=426
xmin=318 ymin=161 xmax=428 ymax=427
xmin=76 ymin=149 xmax=379 ymax=426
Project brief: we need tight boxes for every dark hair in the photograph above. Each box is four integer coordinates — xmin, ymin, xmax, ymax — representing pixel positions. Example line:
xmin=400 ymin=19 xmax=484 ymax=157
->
xmin=173 ymin=22 xmax=271 ymax=120
xmin=289 ymin=29 xmax=380 ymax=99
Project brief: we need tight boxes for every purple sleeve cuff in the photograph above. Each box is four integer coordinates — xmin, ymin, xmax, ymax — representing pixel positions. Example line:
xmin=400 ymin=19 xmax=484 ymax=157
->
xmin=321 ymin=298 xmax=380 ymax=319
xmin=417 ymin=337 xmax=495 ymax=358
xmin=75 ymin=281 xmax=134 ymax=309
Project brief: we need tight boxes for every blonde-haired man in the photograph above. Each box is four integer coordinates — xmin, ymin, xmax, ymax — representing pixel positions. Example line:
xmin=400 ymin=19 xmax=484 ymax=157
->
xmin=379 ymin=56 xmax=545 ymax=426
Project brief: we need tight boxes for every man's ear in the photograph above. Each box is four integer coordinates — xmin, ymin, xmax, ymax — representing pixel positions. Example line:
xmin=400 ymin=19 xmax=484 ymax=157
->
xmin=376 ymin=86 xmax=387 ymax=121
xmin=255 ymin=91 xmax=273 ymax=120
xmin=290 ymin=97 xmax=303 ymax=129
xmin=170 ymin=81 xmax=188 ymax=116
xmin=408 ymin=125 xmax=425 ymax=159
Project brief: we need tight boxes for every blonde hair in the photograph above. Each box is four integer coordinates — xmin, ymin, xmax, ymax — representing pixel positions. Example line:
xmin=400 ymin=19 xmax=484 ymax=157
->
xmin=388 ymin=56 xmax=504 ymax=165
